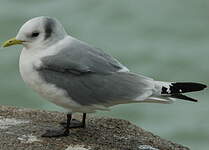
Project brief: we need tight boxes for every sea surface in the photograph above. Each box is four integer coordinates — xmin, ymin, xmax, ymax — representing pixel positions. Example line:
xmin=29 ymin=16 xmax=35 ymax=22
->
xmin=0 ymin=0 xmax=208 ymax=149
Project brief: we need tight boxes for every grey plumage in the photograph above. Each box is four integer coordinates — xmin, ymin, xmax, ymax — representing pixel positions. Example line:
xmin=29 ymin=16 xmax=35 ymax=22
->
xmin=44 ymin=18 xmax=55 ymax=40
xmin=37 ymin=38 xmax=153 ymax=106
xmin=41 ymin=39 xmax=125 ymax=74
xmin=38 ymin=70 xmax=153 ymax=106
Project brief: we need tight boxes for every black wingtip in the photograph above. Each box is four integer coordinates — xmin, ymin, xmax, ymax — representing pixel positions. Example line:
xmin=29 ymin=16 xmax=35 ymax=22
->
xmin=194 ymin=83 xmax=207 ymax=90
xmin=202 ymin=84 xmax=207 ymax=89
xmin=170 ymin=82 xmax=207 ymax=94
xmin=171 ymin=94 xmax=198 ymax=102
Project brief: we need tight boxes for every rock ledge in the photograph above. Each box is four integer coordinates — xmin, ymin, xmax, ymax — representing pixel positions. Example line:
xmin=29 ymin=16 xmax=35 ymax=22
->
xmin=0 ymin=105 xmax=189 ymax=150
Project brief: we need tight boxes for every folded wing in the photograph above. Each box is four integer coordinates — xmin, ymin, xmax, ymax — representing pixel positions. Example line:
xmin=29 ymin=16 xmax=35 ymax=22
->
xmin=36 ymin=38 xmax=154 ymax=106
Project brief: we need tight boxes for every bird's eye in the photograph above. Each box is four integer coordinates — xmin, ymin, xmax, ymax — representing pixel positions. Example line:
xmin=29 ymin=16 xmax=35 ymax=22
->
xmin=31 ymin=32 xmax=39 ymax=38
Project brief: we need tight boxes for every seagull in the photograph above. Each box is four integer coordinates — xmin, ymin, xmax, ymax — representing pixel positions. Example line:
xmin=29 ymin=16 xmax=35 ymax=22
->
xmin=2 ymin=16 xmax=207 ymax=137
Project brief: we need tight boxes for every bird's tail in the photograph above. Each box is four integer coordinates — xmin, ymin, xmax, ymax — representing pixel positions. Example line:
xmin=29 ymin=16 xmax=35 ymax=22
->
xmin=153 ymin=81 xmax=207 ymax=102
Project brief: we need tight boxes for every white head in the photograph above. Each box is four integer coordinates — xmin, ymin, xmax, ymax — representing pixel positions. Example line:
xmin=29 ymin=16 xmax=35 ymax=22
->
xmin=2 ymin=16 xmax=67 ymax=49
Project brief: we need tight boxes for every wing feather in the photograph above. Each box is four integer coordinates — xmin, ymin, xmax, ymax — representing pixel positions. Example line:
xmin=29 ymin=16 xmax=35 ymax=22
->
xmin=36 ymin=37 xmax=153 ymax=106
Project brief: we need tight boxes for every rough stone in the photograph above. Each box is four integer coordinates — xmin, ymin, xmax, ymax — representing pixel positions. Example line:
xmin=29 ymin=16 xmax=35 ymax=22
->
xmin=0 ymin=105 xmax=190 ymax=150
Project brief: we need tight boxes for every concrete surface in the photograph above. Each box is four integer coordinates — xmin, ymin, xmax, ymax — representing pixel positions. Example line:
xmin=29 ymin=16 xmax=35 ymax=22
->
xmin=0 ymin=105 xmax=190 ymax=150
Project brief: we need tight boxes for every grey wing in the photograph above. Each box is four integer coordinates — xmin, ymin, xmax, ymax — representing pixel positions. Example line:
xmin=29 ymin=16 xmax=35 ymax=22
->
xmin=37 ymin=69 xmax=154 ymax=106
xmin=37 ymin=38 xmax=153 ymax=106
xmin=40 ymin=38 xmax=128 ymax=74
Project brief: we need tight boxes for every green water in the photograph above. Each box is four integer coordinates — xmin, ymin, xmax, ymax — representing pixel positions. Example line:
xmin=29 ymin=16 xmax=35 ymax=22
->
xmin=0 ymin=0 xmax=208 ymax=149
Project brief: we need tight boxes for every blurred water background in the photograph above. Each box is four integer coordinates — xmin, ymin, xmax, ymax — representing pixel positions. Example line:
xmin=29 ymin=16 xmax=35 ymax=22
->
xmin=0 ymin=0 xmax=208 ymax=149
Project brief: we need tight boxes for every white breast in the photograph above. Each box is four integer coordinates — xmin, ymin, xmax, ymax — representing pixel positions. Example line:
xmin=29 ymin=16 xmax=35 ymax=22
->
xmin=19 ymin=42 xmax=81 ymax=112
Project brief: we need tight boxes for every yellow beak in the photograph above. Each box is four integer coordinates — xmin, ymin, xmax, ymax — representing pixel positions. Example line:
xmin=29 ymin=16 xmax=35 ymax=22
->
xmin=2 ymin=37 xmax=23 ymax=47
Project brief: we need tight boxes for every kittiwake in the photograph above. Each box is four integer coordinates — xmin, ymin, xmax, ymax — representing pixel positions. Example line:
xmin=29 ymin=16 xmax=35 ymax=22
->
xmin=2 ymin=16 xmax=207 ymax=137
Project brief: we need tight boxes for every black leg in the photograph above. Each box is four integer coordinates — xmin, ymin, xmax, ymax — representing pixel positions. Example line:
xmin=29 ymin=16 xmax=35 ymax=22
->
xmin=41 ymin=113 xmax=72 ymax=137
xmin=82 ymin=113 xmax=86 ymax=128
xmin=60 ymin=113 xmax=86 ymax=129
xmin=63 ymin=113 xmax=71 ymax=135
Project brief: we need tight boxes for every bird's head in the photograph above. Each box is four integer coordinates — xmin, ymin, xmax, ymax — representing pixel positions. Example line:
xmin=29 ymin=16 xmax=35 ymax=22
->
xmin=2 ymin=16 xmax=67 ymax=49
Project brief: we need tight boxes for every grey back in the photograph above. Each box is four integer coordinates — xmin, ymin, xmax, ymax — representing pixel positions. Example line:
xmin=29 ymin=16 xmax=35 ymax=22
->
xmin=37 ymin=38 xmax=153 ymax=106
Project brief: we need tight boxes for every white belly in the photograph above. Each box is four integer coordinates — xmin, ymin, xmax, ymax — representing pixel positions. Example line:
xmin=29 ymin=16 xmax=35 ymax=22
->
xmin=19 ymin=48 xmax=81 ymax=112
